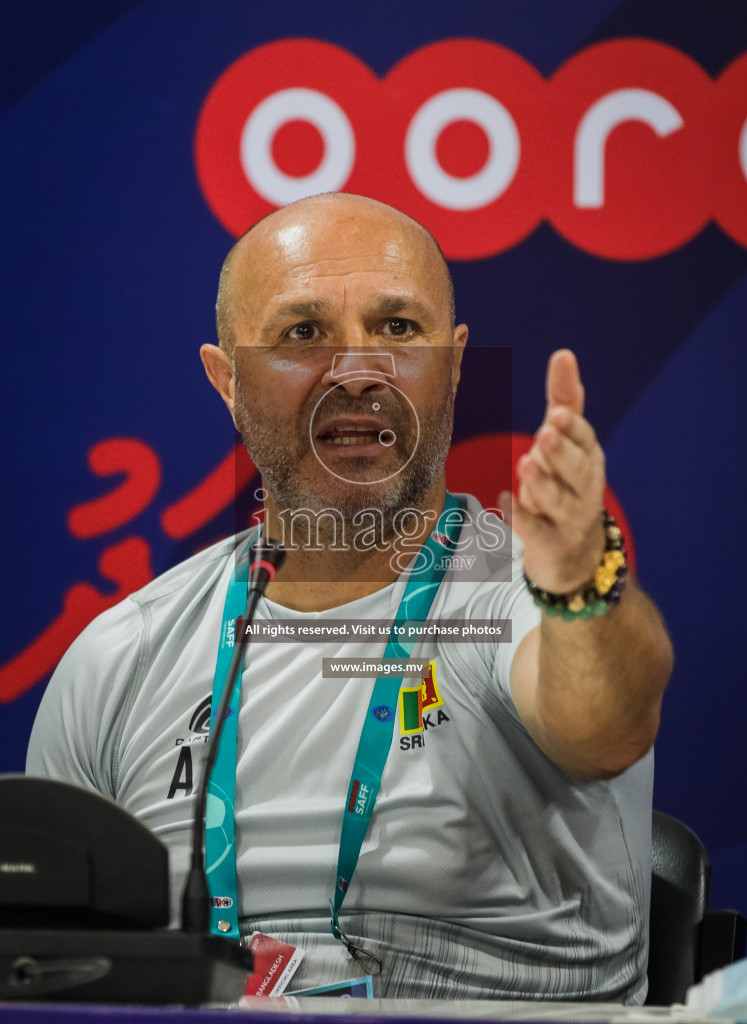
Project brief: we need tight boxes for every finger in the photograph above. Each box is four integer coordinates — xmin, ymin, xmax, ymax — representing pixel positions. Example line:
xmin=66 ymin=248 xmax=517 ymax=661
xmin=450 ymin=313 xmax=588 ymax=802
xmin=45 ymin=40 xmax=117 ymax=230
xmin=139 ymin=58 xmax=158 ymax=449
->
xmin=517 ymin=476 xmax=542 ymax=516
xmin=525 ymin=437 xmax=553 ymax=476
xmin=545 ymin=349 xmax=584 ymax=417
xmin=517 ymin=453 xmax=584 ymax=522
xmin=535 ymin=422 xmax=604 ymax=499
xmin=516 ymin=455 xmax=546 ymax=516
xmin=505 ymin=488 xmax=555 ymax=550
xmin=545 ymin=406 xmax=597 ymax=454
xmin=525 ymin=416 xmax=601 ymax=498
xmin=527 ymin=411 xmax=597 ymax=478
xmin=535 ymin=426 xmax=587 ymax=498
xmin=498 ymin=490 xmax=538 ymax=542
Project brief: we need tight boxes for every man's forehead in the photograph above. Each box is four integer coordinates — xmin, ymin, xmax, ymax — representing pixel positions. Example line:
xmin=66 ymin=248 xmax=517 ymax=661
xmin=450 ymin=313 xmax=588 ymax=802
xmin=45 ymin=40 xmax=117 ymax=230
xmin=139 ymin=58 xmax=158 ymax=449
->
xmin=239 ymin=198 xmax=437 ymax=278
xmin=265 ymin=246 xmax=430 ymax=300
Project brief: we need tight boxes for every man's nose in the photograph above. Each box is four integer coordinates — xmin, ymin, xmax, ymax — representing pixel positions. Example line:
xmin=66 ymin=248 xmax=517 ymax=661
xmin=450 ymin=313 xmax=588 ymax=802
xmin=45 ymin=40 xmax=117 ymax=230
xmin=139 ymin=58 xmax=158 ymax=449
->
xmin=321 ymin=350 xmax=397 ymax=396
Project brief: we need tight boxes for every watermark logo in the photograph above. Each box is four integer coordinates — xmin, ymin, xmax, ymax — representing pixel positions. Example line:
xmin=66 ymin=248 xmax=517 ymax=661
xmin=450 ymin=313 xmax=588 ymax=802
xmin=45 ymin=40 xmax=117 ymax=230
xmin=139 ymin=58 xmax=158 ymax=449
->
xmin=256 ymin=496 xmax=509 ymax=582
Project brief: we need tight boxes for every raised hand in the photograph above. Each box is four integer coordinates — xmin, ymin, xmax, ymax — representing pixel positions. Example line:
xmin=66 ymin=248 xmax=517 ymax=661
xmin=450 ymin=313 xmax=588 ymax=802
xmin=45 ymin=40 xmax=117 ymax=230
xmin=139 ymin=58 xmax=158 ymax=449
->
xmin=501 ymin=349 xmax=606 ymax=595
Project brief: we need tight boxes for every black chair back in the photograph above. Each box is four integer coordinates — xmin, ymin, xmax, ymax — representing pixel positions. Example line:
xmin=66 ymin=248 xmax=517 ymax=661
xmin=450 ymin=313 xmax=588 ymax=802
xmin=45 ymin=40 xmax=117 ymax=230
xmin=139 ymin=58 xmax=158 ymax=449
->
xmin=647 ymin=809 xmax=747 ymax=1006
xmin=647 ymin=810 xmax=711 ymax=1004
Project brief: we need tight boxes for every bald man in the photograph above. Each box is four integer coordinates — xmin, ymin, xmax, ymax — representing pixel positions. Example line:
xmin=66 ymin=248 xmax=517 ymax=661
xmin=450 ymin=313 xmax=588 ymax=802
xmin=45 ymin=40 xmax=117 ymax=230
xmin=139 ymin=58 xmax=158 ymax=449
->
xmin=28 ymin=194 xmax=672 ymax=1002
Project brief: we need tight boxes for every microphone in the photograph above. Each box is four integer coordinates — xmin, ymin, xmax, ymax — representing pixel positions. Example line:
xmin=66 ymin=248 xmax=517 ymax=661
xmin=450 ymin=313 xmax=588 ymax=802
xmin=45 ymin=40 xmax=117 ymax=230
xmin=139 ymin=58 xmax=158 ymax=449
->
xmin=247 ymin=536 xmax=287 ymax=594
xmin=181 ymin=537 xmax=286 ymax=935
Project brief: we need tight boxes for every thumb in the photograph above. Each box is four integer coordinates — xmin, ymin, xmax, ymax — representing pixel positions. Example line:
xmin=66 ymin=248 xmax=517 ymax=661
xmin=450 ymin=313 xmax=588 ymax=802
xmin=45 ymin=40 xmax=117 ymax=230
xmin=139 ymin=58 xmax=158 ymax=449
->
xmin=545 ymin=348 xmax=584 ymax=417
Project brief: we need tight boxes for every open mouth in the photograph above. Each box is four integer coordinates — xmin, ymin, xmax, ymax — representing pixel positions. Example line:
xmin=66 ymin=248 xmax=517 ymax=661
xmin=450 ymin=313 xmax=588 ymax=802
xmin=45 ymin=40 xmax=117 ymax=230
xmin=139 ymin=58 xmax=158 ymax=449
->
xmin=321 ymin=427 xmax=380 ymax=446
xmin=316 ymin=419 xmax=391 ymax=451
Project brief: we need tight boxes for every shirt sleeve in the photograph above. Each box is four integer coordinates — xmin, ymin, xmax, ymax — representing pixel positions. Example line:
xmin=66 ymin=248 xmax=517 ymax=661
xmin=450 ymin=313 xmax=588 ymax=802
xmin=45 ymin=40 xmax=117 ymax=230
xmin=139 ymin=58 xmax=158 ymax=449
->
xmin=490 ymin=555 xmax=541 ymax=704
xmin=26 ymin=596 xmax=147 ymax=799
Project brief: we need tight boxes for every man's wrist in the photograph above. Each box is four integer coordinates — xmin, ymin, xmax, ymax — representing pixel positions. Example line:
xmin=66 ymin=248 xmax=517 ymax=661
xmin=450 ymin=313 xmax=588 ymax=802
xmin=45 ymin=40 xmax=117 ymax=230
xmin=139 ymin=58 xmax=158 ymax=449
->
xmin=524 ymin=511 xmax=628 ymax=622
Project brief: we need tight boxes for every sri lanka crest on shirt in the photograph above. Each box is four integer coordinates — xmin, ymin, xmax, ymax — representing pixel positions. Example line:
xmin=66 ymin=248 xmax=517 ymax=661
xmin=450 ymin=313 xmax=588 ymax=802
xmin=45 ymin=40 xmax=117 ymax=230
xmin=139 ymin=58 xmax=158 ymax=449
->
xmin=398 ymin=660 xmax=450 ymax=749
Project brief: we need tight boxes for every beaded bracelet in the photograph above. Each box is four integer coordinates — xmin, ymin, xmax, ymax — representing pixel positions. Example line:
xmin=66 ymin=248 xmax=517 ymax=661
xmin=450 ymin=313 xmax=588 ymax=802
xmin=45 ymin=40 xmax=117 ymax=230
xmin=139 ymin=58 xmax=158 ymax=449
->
xmin=524 ymin=510 xmax=628 ymax=622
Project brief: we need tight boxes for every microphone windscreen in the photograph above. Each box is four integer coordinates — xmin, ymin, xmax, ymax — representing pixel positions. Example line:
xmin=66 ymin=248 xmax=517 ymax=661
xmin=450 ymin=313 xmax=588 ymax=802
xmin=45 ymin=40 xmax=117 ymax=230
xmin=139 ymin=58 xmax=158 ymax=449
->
xmin=247 ymin=537 xmax=286 ymax=590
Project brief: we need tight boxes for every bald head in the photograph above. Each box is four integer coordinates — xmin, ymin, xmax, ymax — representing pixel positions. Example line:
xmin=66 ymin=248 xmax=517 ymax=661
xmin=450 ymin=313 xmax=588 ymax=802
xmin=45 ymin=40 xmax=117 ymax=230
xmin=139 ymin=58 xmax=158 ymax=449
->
xmin=215 ymin=193 xmax=456 ymax=356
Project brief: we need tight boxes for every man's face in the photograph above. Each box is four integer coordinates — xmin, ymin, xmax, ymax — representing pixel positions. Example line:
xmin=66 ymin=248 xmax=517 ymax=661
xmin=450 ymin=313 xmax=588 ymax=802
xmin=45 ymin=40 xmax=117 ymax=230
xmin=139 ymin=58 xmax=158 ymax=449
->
xmin=227 ymin=198 xmax=467 ymax=526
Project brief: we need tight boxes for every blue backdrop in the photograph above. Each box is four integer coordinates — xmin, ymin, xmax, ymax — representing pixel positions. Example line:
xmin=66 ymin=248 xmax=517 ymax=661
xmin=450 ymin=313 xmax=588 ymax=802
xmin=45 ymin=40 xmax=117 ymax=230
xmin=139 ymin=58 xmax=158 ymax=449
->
xmin=2 ymin=0 xmax=745 ymax=914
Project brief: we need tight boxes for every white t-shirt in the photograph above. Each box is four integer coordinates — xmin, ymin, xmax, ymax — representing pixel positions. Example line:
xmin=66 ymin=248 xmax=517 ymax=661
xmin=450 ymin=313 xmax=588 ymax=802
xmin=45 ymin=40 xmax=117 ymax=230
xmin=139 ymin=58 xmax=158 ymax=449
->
xmin=27 ymin=496 xmax=652 ymax=1001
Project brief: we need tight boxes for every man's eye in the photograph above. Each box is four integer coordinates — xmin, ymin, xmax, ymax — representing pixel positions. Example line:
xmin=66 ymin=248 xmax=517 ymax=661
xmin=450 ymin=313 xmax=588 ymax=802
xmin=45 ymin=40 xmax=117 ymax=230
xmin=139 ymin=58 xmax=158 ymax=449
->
xmin=287 ymin=322 xmax=320 ymax=342
xmin=381 ymin=318 xmax=414 ymax=337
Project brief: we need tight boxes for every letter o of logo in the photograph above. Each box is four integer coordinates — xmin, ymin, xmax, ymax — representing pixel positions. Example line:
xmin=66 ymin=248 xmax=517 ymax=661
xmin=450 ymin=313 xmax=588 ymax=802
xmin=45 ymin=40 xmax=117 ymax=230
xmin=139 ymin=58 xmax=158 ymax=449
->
xmin=405 ymin=88 xmax=520 ymax=211
xmin=240 ymin=88 xmax=355 ymax=206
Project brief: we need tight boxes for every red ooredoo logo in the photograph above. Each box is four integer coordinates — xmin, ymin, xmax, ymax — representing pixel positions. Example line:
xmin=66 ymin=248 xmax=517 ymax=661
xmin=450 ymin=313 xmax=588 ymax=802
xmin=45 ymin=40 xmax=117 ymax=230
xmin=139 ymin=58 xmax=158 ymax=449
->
xmin=194 ymin=38 xmax=747 ymax=261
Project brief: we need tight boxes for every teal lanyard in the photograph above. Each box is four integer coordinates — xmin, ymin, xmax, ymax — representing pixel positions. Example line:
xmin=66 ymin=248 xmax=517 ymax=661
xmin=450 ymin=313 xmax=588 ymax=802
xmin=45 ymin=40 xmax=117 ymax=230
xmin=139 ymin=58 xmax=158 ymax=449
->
xmin=205 ymin=540 xmax=254 ymax=939
xmin=206 ymin=493 xmax=464 ymax=942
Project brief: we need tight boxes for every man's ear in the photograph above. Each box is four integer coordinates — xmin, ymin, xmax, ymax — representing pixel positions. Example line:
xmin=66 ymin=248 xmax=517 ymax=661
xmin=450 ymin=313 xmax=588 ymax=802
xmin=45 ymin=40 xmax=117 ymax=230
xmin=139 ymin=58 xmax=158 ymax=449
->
xmin=450 ymin=323 xmax=468 ymax=392
xmin=200 ymin=344 xmax=236 ymax=420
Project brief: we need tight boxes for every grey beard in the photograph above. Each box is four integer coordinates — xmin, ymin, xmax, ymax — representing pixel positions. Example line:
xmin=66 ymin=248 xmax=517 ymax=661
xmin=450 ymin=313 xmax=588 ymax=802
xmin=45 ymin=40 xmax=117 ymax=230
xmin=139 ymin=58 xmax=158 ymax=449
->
xmin=233 ymin=375 xmax=455 ymax=544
